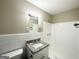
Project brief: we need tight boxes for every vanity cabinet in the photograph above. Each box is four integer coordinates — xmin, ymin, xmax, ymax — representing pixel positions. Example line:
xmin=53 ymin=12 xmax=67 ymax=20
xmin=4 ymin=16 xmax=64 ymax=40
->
xmin=33 ymin=47 xmax=48 ymax=59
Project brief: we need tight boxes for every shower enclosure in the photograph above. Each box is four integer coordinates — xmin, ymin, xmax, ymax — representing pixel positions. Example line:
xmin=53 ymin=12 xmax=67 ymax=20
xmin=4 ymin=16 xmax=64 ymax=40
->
xmin=43 ymin=21 xmax=79 ymax=59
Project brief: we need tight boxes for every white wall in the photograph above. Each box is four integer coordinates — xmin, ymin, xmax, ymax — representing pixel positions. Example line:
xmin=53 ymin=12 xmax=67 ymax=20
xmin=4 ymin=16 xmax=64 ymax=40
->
xmin=42 ymin=21 xmax=55 ymax=59
xmin=42 ymin=21 xmax=52 ymax=43
xmin=77 ymin=22 xmax=79 ymax=59
xmin=51 ymin=22 xmax=78 ymax=59
xmin=0 ymin=32 xmax=43 ymax=55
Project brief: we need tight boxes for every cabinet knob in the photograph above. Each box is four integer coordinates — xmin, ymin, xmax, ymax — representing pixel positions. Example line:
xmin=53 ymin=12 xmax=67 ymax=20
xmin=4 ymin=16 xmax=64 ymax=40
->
xmin=30 ymin=55 xmax=33 ymax=58
xmin=41 ymin=56 xmax=44 ymax=59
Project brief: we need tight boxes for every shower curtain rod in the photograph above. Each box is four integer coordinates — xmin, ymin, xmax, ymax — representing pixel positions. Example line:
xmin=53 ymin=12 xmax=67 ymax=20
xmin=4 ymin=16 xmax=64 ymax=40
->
xmin=74 ymin=23 xmax=79 ymax=28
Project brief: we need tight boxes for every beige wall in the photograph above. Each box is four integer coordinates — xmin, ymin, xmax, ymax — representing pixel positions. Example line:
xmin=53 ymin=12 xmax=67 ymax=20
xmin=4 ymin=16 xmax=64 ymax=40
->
xmin=0 ymin=0 xmax=52 ymax=35
xmin=52 ymin=7 xmax=79 ymax=23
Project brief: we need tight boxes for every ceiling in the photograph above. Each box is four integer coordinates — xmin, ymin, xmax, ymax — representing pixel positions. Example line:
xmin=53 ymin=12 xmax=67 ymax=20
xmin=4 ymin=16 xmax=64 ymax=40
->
xmin=27 ymin=0 xmax=79 ymax=15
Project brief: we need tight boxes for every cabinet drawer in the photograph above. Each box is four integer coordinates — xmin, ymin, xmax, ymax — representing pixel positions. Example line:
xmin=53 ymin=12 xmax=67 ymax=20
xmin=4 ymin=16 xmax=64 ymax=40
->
xmin=33 ymin=47 xmax=48 ymax=59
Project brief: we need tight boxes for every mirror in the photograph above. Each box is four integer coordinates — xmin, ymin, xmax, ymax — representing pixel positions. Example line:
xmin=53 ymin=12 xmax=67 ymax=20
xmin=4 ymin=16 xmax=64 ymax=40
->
xmin=26 ymin=14 xmax=42 ymax=32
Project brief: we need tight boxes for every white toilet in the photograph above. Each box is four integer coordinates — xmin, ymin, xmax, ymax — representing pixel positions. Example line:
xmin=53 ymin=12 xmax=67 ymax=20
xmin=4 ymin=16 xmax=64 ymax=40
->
xmin=1 ymin=49 xmax=23 ymax=59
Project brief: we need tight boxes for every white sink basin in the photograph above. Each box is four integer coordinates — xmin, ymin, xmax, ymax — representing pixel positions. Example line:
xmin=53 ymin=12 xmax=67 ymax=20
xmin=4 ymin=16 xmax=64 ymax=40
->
xmin=32 ymin=43 xmax=44 ymax=49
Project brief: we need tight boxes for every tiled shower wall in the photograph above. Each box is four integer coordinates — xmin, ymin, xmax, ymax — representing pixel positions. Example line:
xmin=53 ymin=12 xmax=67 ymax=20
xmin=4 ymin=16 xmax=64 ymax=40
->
xmin=51 ymin=21 xmax=78 ymax=59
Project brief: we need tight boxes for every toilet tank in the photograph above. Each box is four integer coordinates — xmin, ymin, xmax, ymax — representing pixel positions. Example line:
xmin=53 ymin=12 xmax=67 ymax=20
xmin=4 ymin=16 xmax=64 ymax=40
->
xmin=1 ymin=49 xmax=23 ymax=59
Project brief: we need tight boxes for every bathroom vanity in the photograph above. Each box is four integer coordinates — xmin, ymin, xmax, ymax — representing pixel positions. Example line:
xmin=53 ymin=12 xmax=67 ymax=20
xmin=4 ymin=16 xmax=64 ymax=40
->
xmin=22 ymin=38 xmax=49 ymax=59
xmin=33 ymin=47 xmax=48 ymax=59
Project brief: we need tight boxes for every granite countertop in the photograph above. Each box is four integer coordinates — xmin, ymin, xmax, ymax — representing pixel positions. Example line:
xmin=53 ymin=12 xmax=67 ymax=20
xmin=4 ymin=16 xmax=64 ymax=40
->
xmin=27 ymin=41 xmax=49 ymax=54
